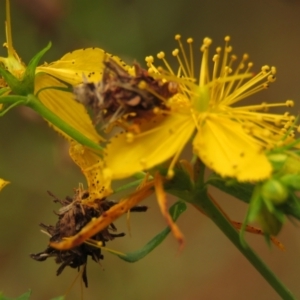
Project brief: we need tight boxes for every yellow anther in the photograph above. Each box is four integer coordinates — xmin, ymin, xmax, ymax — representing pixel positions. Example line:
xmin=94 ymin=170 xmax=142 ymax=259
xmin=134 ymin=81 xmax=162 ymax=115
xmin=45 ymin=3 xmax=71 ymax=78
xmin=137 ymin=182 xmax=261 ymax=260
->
xmin=262 ymin=83 xmax=269 ymax=89
xmin=271 ymin=66 xmax=276 ymax=74
xmin=126 ymin=132 xmax=135 ymax=143
xmin=225 ymin=46 xmax=233 ymax=53
xmin=261 ymin=65 xmax=270 ymax=72
xmin=297 ymin=126 xmax=300 ymax=133
xmin=248 ymin=62 xmax=253 ymax=68
xmin=243 ymin=54 xmax=249 ymax=60
xmin=175 ymin=34 xmax=181 ymax=40
xmin=172 ymin=49 xmax=179 ymax=56
xmin=138 ymin=81 xmax=147 ymax=89
xmin=286 ymin=100 xmax=294 ymax=107
xmin=157 ymin=51 xmax=165 ymax=59
xmin=213 ymin=54 xmax=219 ymax=62
xmin=267 ymin=75 xmax=276 ymax=83
xmin=203 ymin=37 xmax=212 ymax=46
xmin=145 ymin=56 xmax=154 ymax=63
xmin=224 ymin=36 xmax=231 ymax=42
xmin=187 ymin=38 xmax=193 ymax=43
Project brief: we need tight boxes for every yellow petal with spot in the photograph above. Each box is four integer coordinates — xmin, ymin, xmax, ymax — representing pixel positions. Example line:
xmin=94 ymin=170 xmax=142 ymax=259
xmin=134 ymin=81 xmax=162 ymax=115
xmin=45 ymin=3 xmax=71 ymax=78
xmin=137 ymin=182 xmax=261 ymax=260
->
xmin=36 ymin=48 xmax=127 ymax=85
xmin=69 ymin=142 xmax=112 ymax=200
xmin=193 ymin=114 xmax=272 ymax=181
xmin=35 ymin=74 xmax=102 ymax=142
xmin=105 ymin=113 xmax=195 ymax=179
xmin=0 ymin=179 xmax=9 ymax=191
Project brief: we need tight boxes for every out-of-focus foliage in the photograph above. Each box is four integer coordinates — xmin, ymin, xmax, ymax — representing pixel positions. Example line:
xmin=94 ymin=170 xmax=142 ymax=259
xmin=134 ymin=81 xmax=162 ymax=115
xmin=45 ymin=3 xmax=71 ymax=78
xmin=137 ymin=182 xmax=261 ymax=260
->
xmin=1 ymin=1 xmax=300 ymax=300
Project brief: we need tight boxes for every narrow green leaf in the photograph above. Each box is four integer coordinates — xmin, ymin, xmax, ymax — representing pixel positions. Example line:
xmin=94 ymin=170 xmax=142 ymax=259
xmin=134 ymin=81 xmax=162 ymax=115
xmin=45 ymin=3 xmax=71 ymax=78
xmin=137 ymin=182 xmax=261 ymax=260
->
xmin=0 ymin=290 xmax=31 ymax=300
xmin=23 ymin=42 xmax=52 ymax=94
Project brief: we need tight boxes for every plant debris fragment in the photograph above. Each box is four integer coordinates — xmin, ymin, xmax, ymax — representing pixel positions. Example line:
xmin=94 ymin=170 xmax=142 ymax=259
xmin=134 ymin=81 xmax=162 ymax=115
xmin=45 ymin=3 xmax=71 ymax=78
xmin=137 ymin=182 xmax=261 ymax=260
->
xmin=30 ymin=189 xmax=147 ymax=287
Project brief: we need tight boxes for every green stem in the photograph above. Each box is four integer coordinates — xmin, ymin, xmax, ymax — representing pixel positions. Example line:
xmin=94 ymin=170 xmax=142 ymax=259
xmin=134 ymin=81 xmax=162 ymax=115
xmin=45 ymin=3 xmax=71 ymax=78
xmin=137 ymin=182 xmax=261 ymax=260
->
xmin=191 ymin=188 xmax=295 ymax=300
xmin=0 ymin=94 xmax=103 ymax=151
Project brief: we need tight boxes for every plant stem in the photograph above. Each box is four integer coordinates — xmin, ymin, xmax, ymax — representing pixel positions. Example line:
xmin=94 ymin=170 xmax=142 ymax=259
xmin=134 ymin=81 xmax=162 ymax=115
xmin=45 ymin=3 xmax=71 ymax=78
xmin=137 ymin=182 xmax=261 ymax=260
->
xmin=0 ymin=94 xmax=103 ymax=151
xmin=191 ymin=188 xmax=295 ymax=300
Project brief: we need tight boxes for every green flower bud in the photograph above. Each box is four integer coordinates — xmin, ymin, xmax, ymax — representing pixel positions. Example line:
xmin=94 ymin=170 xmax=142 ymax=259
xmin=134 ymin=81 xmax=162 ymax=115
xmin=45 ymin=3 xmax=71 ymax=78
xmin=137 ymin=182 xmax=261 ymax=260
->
xmin=261 ymin=179 xmax=288 ymax=205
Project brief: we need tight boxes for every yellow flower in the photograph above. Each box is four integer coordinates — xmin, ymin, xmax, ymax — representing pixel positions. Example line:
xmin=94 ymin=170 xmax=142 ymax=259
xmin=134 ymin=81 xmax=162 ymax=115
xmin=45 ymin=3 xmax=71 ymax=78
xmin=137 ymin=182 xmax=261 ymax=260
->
xmin=0 ymin=0 xmax=104 ymax=142
xmin=0 ymin=179 xmax=9 ymax=191
xmin=104 ymin=35 xmax=295 ymax=182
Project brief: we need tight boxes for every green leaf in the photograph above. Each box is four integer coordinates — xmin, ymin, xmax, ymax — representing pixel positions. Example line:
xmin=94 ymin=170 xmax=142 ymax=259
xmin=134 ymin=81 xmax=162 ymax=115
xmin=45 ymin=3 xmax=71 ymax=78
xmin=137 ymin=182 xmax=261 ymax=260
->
xmin=0 ymin=290 xmax=31 ymax=300
xmin=112 ymin=201 xmax=187 ymax=262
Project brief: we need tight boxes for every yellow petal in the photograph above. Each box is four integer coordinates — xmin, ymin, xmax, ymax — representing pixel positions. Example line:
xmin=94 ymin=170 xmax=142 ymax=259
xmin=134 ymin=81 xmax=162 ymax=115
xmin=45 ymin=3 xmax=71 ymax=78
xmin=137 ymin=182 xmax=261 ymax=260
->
xmin=69 ymin=142 xmax=112 ymax=201
xmin=105 ymin=113 xmax=195 ymax=179
xmin=35 ymin=74 xmax=102 ymax=143
xmin=0 ymin=179 xmax=9 ymax=191
xmin=36 ymin=48 xmax=127 ymax=85
xmin=193 ymin=114 xmax=272 ymax=181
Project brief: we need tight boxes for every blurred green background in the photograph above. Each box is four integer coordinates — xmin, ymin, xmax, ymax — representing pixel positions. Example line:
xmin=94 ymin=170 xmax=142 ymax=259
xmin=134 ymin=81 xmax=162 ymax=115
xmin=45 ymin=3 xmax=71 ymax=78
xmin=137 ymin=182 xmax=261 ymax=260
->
xmin=1 ymin=0 xmax=300 ymax=299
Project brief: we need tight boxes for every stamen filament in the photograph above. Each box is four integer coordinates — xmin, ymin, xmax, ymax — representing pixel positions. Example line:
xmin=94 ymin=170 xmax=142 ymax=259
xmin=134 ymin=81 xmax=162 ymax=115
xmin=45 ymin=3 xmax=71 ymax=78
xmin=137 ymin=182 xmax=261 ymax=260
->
xmin=175 ymin=34 xmax=192 ymax=77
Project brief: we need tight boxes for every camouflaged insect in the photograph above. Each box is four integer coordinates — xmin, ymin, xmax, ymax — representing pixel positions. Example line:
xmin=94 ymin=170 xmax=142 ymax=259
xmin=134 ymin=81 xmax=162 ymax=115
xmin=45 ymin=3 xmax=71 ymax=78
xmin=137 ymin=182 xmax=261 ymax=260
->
xmin=73 ymin=57 xmax=179 ymax=125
